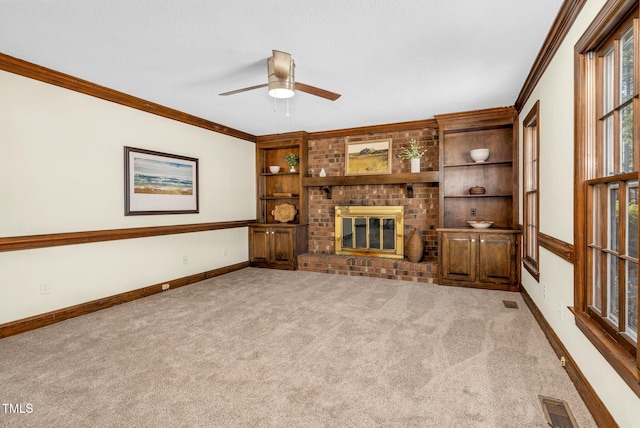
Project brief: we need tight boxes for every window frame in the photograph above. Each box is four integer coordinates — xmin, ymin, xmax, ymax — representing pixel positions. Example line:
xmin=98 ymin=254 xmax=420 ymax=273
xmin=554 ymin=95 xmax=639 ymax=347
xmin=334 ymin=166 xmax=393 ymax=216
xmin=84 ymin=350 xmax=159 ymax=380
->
xmin=574 ymin=0 xmax=640 ymax=397
xmin=523 ymin=101 xmax=541 ymax=281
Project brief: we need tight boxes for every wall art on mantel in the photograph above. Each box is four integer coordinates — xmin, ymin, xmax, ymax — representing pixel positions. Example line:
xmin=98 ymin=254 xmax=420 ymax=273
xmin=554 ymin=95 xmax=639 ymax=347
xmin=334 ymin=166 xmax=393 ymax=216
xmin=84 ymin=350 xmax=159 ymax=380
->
xmin=345 ymin=139 xmax=392 ymax=176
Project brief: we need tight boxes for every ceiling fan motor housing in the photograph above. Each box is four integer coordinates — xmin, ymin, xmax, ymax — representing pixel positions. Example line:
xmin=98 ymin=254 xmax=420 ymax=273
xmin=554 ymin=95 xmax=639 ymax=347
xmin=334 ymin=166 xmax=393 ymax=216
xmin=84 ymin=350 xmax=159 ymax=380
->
xmin=268 ymin=54 xmax=295 ymax=99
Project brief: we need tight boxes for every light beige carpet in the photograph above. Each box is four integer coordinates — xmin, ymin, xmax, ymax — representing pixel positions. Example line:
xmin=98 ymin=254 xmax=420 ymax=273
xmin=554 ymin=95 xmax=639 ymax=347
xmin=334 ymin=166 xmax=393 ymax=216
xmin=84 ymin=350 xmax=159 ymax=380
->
xmin=0 ymin=268 xmax=595 ymax=427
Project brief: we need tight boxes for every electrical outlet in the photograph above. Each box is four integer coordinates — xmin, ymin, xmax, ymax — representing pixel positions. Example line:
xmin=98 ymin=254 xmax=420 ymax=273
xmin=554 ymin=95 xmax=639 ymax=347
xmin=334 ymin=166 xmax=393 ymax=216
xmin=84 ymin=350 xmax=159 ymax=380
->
xmin=560 ymin=356 xmax=566 ymax=367
xmin=543 ymin=282 xmax=547 ymax=299
xmin=40 ymin=282 xmax=51 ymax=295
xmin=162 ymin=283 xmax=170 ymax=291
xmin=470 ymin=208 xmax=477 ymax=217
xmin=558 ymin=300 xmax=564 ymax=320
xmin=182 ymin=255 xmax=188 ymax=265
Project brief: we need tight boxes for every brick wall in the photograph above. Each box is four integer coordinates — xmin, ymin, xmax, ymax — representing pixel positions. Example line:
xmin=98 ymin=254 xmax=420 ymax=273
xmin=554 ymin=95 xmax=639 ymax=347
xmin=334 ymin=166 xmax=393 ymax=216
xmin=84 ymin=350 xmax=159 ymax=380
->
xmin=305 ymin=127 xmax=440 ymax=263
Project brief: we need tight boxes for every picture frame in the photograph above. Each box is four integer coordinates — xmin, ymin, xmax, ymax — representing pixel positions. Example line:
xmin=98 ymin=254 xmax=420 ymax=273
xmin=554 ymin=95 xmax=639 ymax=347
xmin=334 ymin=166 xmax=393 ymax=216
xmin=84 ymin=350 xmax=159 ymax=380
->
xmin=345 ymin=139 xmax=392 ymax=175
xmin=124 ymin=146 xmax=199 ymax=215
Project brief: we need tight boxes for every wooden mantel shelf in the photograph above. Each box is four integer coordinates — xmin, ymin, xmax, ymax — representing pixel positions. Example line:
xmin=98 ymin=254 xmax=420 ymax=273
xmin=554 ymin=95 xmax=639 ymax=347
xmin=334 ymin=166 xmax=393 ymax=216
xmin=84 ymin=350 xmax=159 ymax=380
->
xmin=301 ymin=171 xmax=439 ymax=199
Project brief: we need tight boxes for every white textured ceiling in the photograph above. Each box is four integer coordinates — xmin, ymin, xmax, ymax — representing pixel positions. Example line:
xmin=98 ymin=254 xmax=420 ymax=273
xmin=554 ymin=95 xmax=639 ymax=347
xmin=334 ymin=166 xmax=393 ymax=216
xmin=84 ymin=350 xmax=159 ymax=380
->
xmin=0 ymin=0 xmax=563 ymax=136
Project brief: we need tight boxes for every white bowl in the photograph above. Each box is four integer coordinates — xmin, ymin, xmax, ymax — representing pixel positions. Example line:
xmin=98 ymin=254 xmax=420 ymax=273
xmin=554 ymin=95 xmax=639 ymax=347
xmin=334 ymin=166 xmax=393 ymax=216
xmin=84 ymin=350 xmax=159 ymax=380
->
xmin=467 ymin=221 xmax=494 ymax=229
xmin=470 ymin=148 xmax=490 ymax=162
xmin=269 ymin=166 xmax=280 ymax=173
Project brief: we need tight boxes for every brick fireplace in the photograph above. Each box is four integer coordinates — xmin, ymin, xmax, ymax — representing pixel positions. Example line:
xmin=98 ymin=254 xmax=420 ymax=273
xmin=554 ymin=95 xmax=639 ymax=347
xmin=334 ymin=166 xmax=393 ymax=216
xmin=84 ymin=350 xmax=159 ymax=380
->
xmin=298 ymin=126 xmax=440 ymax=283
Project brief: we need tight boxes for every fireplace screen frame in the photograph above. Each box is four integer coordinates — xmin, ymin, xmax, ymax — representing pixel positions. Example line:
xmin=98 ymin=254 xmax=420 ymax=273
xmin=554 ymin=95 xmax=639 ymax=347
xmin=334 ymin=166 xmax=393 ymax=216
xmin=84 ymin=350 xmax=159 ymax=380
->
xmin=335 ymin=206 xmax=404 ymax=259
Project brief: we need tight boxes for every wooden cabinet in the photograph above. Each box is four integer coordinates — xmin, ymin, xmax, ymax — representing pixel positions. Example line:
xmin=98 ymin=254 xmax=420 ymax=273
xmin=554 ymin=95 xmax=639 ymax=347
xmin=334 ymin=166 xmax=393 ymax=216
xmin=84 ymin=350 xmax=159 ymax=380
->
xmin=439 ymin=229 xmax=518 ymax=291
xmin=249 ymin=224 xmax=308 ymax=270
xmin=436 ymin=107 xmax=520 ymax=291
xmin=251 ymin=132 xmax=309 ymax=270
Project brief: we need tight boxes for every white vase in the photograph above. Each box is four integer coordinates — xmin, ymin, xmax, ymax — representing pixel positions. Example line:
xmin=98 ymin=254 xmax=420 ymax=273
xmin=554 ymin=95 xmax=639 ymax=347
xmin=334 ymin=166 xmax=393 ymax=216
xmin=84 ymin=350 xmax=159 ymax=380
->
xmin=411 ymin=158 xmax=420 ymax=173
xmin=289 ymin=166 xmax=296 ymax=173
xmin=319 ymin=168 xmax=327 ymax=177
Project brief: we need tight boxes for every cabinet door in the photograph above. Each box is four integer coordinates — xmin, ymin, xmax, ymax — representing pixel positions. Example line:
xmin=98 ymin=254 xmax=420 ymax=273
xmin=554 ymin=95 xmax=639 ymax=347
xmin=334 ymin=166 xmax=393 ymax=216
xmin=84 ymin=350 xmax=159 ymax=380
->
xmin=478 ymin=233 xmax=516 ymax=284
xmin=441 ymin=232 xmax=477 ymax=282
xmin=249 ymin=227 xmax=271 ymax=263
xmin=272 ymin=228 xmax=294 ymax=266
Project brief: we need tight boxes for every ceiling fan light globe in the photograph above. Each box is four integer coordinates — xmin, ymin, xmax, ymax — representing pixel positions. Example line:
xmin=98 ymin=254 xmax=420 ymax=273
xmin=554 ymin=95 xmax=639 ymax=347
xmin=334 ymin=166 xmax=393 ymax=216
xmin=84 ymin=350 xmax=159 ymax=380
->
xmin=268 ymin=84 xmax=295 ymax=99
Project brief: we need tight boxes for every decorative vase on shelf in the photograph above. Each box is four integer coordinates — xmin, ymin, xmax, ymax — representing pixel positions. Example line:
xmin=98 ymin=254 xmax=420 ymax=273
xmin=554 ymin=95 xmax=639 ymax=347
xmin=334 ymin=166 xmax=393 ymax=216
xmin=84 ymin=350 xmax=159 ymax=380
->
xmin=410 ymin=158 xmax=420 ymax=173
xmin=285 ymin=153 xmax=299 ymax=174
xmin=319 ymin=168 xmax=327 ymax=177
xmin=398 ymin=139 xmax=426 ymax=174
xmin=405 ymin=228 xmax=424 ymax=263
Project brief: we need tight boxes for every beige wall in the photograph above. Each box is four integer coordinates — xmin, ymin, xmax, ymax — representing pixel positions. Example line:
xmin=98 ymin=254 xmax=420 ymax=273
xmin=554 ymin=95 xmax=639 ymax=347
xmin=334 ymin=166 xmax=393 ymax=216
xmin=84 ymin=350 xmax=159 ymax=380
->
xmin=519 ymin=1 xmax=640 ymax=425
xmin=0 ymin=70 xmax=256 ymax=324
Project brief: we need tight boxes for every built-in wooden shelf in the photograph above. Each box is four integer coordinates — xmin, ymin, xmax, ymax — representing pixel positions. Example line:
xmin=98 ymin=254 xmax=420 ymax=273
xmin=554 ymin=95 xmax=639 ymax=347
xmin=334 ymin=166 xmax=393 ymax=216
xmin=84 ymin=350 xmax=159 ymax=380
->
xmin=301 ymin=171 xmax=439 ymax=199
xmin=443 ymin=160 xmax=512 ymax=168
xmin=444 ymin=194 xmax=512 ymax=198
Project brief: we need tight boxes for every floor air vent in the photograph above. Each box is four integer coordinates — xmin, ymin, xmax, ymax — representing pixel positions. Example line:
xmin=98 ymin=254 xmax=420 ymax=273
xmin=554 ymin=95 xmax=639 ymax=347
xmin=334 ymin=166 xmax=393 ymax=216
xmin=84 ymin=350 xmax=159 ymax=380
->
xmin=502 ymin=300 xmax=519 ymax=309
xmin=539 ymin=395 xmax=578 ymax=428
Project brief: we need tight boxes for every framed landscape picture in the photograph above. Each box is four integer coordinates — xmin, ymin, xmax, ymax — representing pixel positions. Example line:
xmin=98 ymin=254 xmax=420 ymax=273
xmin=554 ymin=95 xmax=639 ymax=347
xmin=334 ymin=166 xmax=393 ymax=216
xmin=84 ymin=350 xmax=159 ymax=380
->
xmin=124 ymin=146 xmax=199 ymax=215
xmin=345 ymin=139 xmax=392 ymax=175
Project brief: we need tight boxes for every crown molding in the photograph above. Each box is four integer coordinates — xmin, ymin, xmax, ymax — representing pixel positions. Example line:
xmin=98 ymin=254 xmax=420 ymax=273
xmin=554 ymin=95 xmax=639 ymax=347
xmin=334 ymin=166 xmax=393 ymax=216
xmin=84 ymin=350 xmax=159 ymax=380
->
xmin=515 ymin=0 xmax=587 ymax=112
xmin=0 ymin=52 xmax=256 ymax=143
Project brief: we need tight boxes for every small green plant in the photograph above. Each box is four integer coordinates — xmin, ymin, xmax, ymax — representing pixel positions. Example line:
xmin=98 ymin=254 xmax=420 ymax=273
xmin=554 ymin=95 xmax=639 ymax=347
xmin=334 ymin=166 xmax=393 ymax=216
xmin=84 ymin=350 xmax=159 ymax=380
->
xmin=285 ymin=153 xmax=300 ymax=166
xmin=397 ymin=139 xmax=426 ymax=160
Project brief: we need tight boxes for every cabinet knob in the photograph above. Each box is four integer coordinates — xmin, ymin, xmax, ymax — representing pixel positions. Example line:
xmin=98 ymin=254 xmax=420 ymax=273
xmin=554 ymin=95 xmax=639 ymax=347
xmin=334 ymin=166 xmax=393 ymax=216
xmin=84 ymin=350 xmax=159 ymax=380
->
xmin=271 ymin=231 xmax=274 ymax=234
xmin=481 ymin=239 xmax=485 ymax=243
xmin=471 ymin=239 xmax=475 ymax=242
xmin=265 ymin=231 xmax=269 ymax=235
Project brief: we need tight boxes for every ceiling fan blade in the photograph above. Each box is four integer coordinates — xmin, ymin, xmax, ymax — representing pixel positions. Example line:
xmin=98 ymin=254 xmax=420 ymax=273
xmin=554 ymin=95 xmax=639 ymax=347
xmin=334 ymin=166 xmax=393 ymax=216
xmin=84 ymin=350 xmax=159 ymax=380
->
xmin=296 ymin=82 xmax=341 ymax=101
xmin=219 ymin=83 xmax=268 ymax=96
xmin=272 ymin=50 xmax=292 ymax=79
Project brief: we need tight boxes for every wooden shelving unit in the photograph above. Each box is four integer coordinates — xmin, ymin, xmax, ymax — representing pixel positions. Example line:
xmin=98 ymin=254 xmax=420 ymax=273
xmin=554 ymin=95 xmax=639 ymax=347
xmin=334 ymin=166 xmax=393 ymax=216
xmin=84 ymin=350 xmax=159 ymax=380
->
xmin=250 ymin=131 xmax=309 ymax=270
xmin=435 ymin=106 xmax=520 ymax=291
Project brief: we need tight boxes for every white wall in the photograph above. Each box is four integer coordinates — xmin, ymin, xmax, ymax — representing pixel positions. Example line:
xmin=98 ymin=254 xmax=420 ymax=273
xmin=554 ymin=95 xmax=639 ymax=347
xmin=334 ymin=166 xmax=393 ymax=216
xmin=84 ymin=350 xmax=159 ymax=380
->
xmin=0 ymin=70 xmax=256 ymax=324
xmin=519 ymin=1 xmax=640 ymax=425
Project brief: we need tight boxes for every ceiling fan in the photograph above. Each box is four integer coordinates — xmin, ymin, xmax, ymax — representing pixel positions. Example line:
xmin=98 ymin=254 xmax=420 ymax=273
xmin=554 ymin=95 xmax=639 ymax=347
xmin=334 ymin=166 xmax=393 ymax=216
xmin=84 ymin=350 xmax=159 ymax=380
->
xmin=219 ymin=50 xmax=341 ymax=101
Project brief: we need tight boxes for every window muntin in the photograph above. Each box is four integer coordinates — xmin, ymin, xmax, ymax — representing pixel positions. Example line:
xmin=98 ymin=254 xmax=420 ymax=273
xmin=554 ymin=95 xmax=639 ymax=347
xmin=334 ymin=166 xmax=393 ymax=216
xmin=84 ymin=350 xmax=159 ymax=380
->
xmin=523 ymin=102 xmax=540 ymax=279
xmin=585 ymin=15 xmax=638 ymax=353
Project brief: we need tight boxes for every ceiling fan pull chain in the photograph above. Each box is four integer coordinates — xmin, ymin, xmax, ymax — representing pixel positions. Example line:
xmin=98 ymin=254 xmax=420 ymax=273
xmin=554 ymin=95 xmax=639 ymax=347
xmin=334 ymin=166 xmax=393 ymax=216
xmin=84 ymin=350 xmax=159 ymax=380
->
xmin=273 ymin=97 xmax=277 ymax=113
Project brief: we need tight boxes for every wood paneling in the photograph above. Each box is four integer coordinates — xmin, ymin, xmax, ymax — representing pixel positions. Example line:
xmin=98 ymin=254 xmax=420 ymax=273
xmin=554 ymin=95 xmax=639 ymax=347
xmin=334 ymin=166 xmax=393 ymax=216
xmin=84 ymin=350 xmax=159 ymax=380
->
xmin=521 ymin=288 xmax=618 ymax=427
xmin=0 ymin=262 xmax=249 ymax=339
xmin=0 ymin=53 xmax=256 ymax=143
xmin=0 ymin=220 xmax=256 ymax=252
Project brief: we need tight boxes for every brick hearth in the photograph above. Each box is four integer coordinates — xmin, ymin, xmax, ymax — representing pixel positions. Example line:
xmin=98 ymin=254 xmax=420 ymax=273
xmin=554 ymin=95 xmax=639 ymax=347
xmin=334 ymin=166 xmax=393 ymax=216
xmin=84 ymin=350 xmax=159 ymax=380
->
xmin=298 ymin=253 xmax=438 ymax=283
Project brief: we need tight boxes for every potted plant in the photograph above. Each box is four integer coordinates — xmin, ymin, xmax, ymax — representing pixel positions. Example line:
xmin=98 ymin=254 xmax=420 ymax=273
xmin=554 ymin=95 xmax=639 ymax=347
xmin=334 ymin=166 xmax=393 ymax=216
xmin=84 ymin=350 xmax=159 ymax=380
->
xmin=397 ymin=139 xmax=426 ymax=173
xmin=285 ymin=153 xmax=300 ymax=172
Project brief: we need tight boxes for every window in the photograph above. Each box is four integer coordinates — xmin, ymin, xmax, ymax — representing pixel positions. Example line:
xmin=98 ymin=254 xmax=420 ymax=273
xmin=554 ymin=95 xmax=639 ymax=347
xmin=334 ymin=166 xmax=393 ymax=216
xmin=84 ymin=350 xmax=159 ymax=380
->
xmin=575 ymin=0 xmax=640 ymax=396
xmin=523 ymin=101 xmax=540 ymax=280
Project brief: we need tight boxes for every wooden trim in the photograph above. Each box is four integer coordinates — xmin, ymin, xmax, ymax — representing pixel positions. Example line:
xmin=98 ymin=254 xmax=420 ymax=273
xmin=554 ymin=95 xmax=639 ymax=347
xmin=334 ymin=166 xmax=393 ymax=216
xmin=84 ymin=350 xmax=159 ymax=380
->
xmin=523 ymin=101 xmax=541 ymax=280
xmin=301 ymin=171 xmax=439 ymax=187
xmin=0 ymin=220 xmax=256 ymax=252
xmin=575 ymin=0 xmax=638 ymax=53
xmin=520 ymin=288 xmax=619 ymax=427
xmin=0 ymin=52 xmax=256 ymax=143
xmin=539 ymin=232 xmax=575 ymax=263
xmin=0 ymin=262 xmax=249 ymax=339
xmin=435 ymin=106 xmax=516 ymax=130
xmin=307 ymin=119 xmax=438 ymax=140
xmin=515 ymin=0 xmax=587 ymax=111
xmin=572 ymin=309 xmax=640 ymax=398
